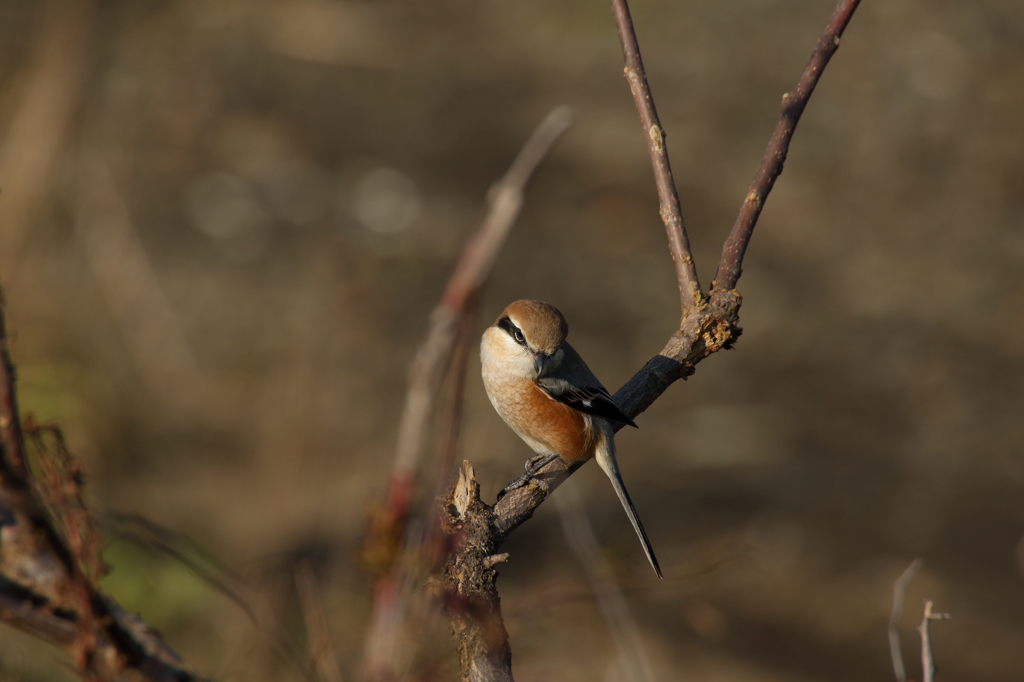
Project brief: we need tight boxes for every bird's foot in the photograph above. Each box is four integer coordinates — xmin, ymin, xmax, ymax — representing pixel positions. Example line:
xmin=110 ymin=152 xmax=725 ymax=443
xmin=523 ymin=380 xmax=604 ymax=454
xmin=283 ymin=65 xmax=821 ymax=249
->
xmin=497 ymin=453 xmax=559 ymax=500
xmin=524 ymin=453 xmax=557 ymax=472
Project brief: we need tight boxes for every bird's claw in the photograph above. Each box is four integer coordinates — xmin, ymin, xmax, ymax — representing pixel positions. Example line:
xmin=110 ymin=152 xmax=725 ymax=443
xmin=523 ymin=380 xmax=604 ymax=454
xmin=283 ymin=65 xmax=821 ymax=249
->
xmin=524 ymin=454 xmax=550 ymax=471
xmin=497 ymin=453 xmax=559 ymax=500
xmin=497 ymin=472 xmax=551 ymax=500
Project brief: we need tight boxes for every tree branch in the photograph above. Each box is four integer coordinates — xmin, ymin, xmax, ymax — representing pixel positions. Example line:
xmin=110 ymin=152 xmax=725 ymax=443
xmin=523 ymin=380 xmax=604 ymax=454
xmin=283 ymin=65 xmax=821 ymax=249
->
xmin=889 ymin=558 xmax=923 ymax=682
xmin=442 ymin=462 xmax=514 ymax=682
xmin=0 ymin=289 xmax=203 ymax=680
xmin=712 ymin=0 xmax=862 ymax=292
xmin=0 ymin=291 xmax=28 ymax=480
xmin=610 ymin=0 xmax=703 ymax=311
xmin=556 ymin=484 xmax=654 ymax=682
xmin=918 ymin=600 xmax=950 ymax=682
xmin=440 ymin=1 xmax=863 ymax=680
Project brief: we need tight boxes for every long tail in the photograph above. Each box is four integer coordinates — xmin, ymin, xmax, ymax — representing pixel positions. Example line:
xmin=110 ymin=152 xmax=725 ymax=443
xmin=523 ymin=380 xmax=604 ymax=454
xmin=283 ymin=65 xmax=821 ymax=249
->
xmin=594 ymin=432 xmax=663 ymax=579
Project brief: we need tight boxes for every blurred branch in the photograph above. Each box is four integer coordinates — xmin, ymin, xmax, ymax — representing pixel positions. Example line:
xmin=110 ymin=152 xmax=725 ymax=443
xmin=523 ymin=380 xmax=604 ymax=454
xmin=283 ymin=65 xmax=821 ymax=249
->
xmin=889 ymin=558 xmax=923 ymax=682
xmin=420 ymin=306 xmax=479 ymax=565
xmin=363 ymin=107 xmax=572 ymax=681
xmin=107 ymin=512 xmax=310 ymax=674
xmin=0 ymin=293 xmax=28 ymax=479
xmin=918 ymin=600 xmax=950 ymax=682
xmin=24 ymin=421 xmax=105 ymax=670
xmin=75 ymin=148 xmax=203 ymax=418
xmin=434 ymin=308 xmax=477 ymax=509
xmin=295 ymin=560 xmax=345 ymax=682
xmin=0 ymin=0 xmax=94 ymax=279
xmin=503 ymin=544 xmax=735 ymax=621
xmin=390 ymin=106 xmax=573 ymax=487
xmin=0 ymin=289 xmax=204 ymax=679
xmin=440 ymin=1 xmax=862 ymax=680
xmin=610 ymin=0 xmax=702 ymax=311
xmin=713 ymin=0 xmax=862 ymax=292
xmin=106 ymin=513 xmax=258 ymax=624
xmin=557 ymin=484 xmax=654 ymax=682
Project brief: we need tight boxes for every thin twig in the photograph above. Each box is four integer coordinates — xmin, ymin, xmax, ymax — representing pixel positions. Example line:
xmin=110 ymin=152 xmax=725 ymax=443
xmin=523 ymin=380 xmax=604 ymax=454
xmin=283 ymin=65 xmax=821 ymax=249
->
xmin=106 ymin=512 xmax=309 ymax=674
xmin=0 ymin=0 xmax=94 ymax=281
xmin=505 ymin=549 xmax=733 ymax=621
xmin=609 ymin=0 xmax=702 ymax=311
xmin=557 ymin=483 xmax=655 ymax=682
xmin=0 ymin=288 xmax=28 ymax=478
xmin=106 ymin=513 xmax=258 ymax=624
xmin=75 ymin=148 xmax=202 ymax=416
xmin=918 ymin=600 xmax=950 ymax=682
xmin=713 ymin=0 xmax=861 ymax=292
xmin=24 ymin=422 xmax=104 ymax=672
xmin=421 ymin=305 xmax=479 ymax=571
xmin=889 ymin=559 xmax=923 ymax=682
xmin=434 ymin=306 xmax=477 ymax=510
xmin=295 ymin=560 xmax=345 ymax=682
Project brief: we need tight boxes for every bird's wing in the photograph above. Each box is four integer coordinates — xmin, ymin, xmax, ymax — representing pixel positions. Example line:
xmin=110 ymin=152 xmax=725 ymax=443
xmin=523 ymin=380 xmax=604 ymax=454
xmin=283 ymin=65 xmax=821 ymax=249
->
xmin=536 ymin=376 xmax=638 ymax=428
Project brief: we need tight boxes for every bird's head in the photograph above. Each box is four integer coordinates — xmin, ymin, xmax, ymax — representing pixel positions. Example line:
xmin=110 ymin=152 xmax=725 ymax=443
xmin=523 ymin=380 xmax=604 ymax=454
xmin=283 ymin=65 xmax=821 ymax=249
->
xmin=488 ymin=299 xmax=567 ymax=378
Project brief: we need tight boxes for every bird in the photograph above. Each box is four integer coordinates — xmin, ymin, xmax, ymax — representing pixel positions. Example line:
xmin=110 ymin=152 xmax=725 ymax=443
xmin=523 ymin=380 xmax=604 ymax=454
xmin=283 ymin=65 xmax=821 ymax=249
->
xmin=480 ymin=299 xmax=662 ymax=578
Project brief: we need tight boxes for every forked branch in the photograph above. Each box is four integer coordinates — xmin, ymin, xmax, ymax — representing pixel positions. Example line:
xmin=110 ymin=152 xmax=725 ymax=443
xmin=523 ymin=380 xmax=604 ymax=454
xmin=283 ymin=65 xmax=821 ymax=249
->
xmin=441 ymin=1 xmax=863 ymax=680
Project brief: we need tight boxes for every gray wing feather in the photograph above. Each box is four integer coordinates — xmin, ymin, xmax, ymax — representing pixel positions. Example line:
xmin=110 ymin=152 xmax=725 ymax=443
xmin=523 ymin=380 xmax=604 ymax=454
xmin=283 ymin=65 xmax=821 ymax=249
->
xmin=535 ymin=343 xmax=637 ymax=428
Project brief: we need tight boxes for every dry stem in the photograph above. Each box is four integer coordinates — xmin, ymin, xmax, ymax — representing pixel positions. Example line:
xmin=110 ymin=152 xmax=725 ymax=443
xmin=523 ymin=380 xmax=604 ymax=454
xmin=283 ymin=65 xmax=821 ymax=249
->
xmin=557 ymin=484 xmax=654 ymax=682
xmin=610 ymin=0 xmax=702 ymax=310
xmin=295 ymin=560 xmax=345 ymax=682
xmin=713 ymin=0 xmax=862 ymax=292
xmin=889 ymin=558 xmax=923 ymax=682
xmin=918 ymin=600 xmax=950 ymax=682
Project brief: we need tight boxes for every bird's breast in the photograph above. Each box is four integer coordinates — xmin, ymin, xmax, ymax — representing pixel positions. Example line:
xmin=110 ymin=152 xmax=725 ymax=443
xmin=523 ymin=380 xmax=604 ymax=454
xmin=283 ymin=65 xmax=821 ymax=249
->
xmin=481 ymin=370 xmax=597 ymax=462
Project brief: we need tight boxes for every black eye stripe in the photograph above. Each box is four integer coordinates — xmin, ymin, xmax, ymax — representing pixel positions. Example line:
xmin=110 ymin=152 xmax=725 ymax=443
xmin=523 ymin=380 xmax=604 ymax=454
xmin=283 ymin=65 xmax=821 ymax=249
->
xmin=497 ymin=316 xmax=526 ymax=346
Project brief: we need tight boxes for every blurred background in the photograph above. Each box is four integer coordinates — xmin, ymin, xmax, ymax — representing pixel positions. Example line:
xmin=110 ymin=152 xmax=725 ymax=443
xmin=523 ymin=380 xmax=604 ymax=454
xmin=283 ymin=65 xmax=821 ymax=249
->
xmin=1 ymin=0 xmax=1023 ymax=680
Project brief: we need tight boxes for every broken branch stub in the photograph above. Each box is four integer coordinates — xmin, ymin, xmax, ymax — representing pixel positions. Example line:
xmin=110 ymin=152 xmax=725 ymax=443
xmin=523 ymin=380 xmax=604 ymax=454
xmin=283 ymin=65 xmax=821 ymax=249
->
xmin=441 ymin=462 xmax=514 ymax=682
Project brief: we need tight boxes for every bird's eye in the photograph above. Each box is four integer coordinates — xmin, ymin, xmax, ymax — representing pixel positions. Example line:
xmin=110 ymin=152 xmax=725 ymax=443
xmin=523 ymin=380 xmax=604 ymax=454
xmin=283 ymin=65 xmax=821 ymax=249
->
xmin=497 ymin=316 xmax=527 ymax=346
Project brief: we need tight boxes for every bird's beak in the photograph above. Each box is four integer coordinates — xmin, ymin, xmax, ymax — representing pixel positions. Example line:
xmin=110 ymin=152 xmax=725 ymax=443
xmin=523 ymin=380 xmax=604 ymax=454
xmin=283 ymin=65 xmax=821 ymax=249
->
xmin=533 ymin=352 xmax=546 ymax=377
